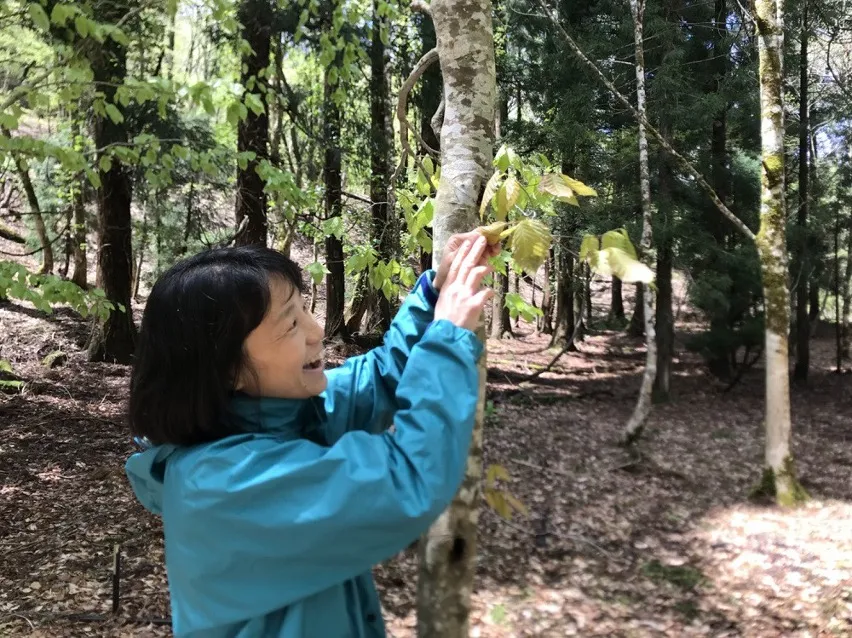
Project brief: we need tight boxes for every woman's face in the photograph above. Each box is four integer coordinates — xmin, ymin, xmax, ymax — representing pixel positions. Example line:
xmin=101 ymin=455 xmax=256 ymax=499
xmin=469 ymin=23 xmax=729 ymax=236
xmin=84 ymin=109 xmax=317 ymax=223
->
xmin=236 ymin=276 xmax=327 ymax=399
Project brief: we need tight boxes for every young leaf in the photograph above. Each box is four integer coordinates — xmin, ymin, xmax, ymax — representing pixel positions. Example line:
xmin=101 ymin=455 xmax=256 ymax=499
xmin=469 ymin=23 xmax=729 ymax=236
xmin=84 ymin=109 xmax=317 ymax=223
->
xmin=494 ymin=144 xmax=511 ymax=172
xmin=579 ymin=235 xmax=600 ymax=263
xmin=601 ymin=247 xmax=654 ymax=283
xmin=509 ymin=219 xmax=551 ymax=274
xmin=486 ymin=463 xmax=510 ymax=484
xmin=478 ymin=221 xmax=508 ymax=245
xmin=505 ymin=493 xmax=529 ymax=517
xmin=560 ymin=174 xmax=597 ymax=197
xmin=538 ymin=173 xmax=579 ymax=205
xmin=601 ymin=228 xmax=637 ymax=259
xmin=496 ymin=176 xmax=520 ymax=221
xmin=479 ymin=170 xmax=502 ymax=219
xmin=98 ymin=155 xmax=112 ymax=173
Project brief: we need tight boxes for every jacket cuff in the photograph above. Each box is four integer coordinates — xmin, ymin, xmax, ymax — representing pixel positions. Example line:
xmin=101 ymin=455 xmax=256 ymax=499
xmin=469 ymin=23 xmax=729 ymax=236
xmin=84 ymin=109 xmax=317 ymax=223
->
xmin=425 ymin=319 xmax=484 ymax=362
xmin=416 ymin=269 xmax=439 ymax=307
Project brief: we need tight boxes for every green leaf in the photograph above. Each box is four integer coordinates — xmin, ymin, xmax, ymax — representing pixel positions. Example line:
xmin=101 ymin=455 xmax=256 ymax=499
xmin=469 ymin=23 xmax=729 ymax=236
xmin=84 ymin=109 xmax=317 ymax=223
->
xmin=505 ymin=493 xmax=529 ymax=517
xmin=74 ymin=15 xmax=90 ymax=38
xmin=508 ymin=219 xmax=551 ymax=274
xmin=322 ymin=216 xmax=345 ymax=239
xmin=104 ymin=103 xmax=124 ymax=124
xmin=305 ymin=261 xmax=328 ymax=285
xmin=226 ymin=102 xmax=241 ymax=126
xmin=50 ymin=4 xmax=71 ymax=26
xmin=478 ymin=221 xmax=508 ymax=245
xmin=85 ymin=168 xmax=101 ymax=189
xmin=327 ymin=66 xmax=339 ymax=86
xmin=479 ymin=170 xmax=502 ymax=219
xmin=28 ymin=3 xmax=50 ymax=31
xmin=244 ymin=92 xmax=264 ymax=116
xmin=98 ymin=154 xmax=112 ymax=173
xmin=0 ymin=112 xmax=19 ymax=130
xmin=494 ymin=145 xmax=511 ymax=172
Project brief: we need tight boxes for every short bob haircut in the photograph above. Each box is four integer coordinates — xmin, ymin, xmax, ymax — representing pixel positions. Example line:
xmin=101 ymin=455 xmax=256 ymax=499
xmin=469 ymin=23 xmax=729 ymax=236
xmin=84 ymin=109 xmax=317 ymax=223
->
xmin=128 ymin=245 xmax=304 ymax=447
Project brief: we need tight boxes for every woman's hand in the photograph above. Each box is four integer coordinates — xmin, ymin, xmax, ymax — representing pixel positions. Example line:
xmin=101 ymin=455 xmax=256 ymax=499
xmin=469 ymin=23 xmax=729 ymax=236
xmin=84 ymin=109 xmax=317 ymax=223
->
xmin=434 ymin=236 xmax=494 ymax=332
xmin=433 ymin=230 xmax=501 ymax=291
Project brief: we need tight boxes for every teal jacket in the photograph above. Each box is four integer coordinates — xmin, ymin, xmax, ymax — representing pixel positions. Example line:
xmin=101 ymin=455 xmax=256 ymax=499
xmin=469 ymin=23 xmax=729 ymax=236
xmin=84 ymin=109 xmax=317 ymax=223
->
xmin=125 ymin=271 xmax=482 ymax=637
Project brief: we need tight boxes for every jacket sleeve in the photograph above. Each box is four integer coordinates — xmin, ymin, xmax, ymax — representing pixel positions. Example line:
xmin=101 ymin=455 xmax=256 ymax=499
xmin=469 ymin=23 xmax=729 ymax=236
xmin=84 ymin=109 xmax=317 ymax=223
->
xmin=320 ymin=269 xmax=440 ymax=444
xmin=166 ymin=320 xmax=481 ymax=628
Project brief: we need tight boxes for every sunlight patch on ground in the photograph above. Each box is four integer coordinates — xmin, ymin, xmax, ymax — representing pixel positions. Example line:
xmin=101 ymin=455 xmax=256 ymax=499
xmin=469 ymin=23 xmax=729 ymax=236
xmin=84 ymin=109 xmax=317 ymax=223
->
xmin=692 ymin=500 xmax=852 ymax=634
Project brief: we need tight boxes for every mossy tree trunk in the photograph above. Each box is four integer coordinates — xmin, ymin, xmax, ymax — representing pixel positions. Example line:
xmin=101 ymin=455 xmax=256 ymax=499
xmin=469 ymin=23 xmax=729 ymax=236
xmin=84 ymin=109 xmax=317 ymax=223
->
xmin=416 ymin=0 xmax=495 ymax=634
xmin=754 ymin=0 xmax=806 ymax=506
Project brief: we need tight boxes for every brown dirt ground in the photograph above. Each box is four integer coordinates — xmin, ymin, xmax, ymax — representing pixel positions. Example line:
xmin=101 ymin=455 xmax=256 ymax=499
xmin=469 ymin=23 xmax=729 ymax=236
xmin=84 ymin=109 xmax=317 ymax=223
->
xmin=1 ymin=289 xmax=852 ymax=637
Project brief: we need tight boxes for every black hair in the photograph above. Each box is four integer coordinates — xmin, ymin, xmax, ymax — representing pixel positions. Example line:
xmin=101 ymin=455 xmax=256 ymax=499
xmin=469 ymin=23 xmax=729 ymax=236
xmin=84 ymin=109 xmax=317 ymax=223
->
xmin=128 ymin=245 xmax=305 ymax=447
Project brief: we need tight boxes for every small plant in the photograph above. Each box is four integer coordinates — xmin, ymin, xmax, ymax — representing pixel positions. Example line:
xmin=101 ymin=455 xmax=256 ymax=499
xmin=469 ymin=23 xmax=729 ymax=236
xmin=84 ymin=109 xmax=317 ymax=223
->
xmin=0 ymin=261 xmax=119 ymax=321
xmin=0 ymin=359 xmax=23 ymax=393
xmin=641 ymin=559 xmax=704 ymax=591
xmin=483 ymin=463 xmax=527 ymax=521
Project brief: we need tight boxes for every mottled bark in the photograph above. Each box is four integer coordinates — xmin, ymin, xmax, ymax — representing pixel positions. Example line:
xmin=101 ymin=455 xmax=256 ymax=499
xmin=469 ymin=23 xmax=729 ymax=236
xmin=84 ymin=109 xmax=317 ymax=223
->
xmin=416 ymin=0 xmax=495 ymax=634
xmin=234 ymin=0 xmax=272 ymax=246
xmin=623 ymin=0 xmax=656 ymax=445
xmin=754 ymin=0 xmax=805 ymax=505
xmin=654 ymin=127 xmax=674 ymax=402
xmin=793 ymin=2 xmax=810 ymax=382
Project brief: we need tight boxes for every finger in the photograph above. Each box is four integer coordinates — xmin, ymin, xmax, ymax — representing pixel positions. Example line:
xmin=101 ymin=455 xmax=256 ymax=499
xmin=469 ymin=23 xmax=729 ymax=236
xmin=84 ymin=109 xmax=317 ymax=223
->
xmin=457 ymin=236 xmax=487 ymax=282
xmin=465 ymin=265 xmax=492 ymax=290
xmin=471 ymin=287 xmax=495 ymax=308
xmin=446 ymin=239 xmax=472 ymax=286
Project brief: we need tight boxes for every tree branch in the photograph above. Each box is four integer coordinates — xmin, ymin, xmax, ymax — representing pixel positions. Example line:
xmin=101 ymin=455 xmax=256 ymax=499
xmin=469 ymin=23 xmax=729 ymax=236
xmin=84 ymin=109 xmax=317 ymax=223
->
xmin=392 ymin=48 xmax=440 ymax=185
xmin=532 ymin=0 xmax=756 ymax=242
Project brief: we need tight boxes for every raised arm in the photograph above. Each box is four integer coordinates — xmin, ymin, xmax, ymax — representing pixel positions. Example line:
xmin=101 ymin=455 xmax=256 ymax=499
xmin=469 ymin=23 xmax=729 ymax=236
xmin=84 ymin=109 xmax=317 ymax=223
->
xmin=321 ymin=233 xmax=497 ymax=443
xmin=163 ymin=319 xmax=481 ymax=632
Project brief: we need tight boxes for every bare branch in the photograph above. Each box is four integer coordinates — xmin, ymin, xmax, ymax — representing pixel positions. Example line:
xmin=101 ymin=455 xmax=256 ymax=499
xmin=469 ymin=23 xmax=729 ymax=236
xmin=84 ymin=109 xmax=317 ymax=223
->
xmin=532 ymin=0 xmax=756 ymax=242
xmin=392 ymin=48 xmax=440 ymax=184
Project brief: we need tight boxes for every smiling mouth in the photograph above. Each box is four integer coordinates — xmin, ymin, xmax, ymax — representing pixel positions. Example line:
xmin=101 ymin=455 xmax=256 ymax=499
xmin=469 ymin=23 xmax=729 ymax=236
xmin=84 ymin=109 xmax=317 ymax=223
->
xmin=303 ymin=357 xmax=324 ymax=371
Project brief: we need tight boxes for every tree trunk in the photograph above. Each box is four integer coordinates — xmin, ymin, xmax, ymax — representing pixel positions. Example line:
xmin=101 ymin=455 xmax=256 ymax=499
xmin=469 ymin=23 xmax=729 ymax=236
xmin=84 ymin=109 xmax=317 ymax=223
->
xmin=87 ymin=18 xmax=136 ymax=363
xmin=627 ymin=284 xmax=644 ymax=336
xmin=371 ymin=0 xmax=393 ymax=332
xmin=416 ymin=0 xmax=495 ymax=634
xmin=323 ymin=61 xmax=347 ymax=340
xmin=539 ymin=248 xmax=553 ymax=334
xmin=491 ymin=272 xmax=511 ymax=338
xmin=754 ymin=0 xmax=805 ymax=505
xmin=793 ymin=1 xmax=810 ymax=382
xmin=842 ymin=226 xmax=852 ymax=358
xmin=71 ymin=175 xmax=88 ymax=288
xmin=610 ymin=276 xmax=624 ymax=321
xmin=134 ymin=205 xmax=147 ymax=300
xmin=3 ymin=127 xmax=54 ymax=274
xmin=234 ymin=0 xmax=272 ymax=246
xmin=623 ymin=0 xmax=657 ymax=446
xmin=417 ymin=10 xmax=440 ymax=275
xmin=552 ymin=236 xmax=575 ymax=347
xmin=654 ymin=131 xmax=674 ymax=403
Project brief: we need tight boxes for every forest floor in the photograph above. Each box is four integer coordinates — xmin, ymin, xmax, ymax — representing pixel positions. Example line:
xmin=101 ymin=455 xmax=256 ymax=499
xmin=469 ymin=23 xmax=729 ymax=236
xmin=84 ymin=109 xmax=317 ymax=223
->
xmin=2 ymin=293 xmax=852 ymax=637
